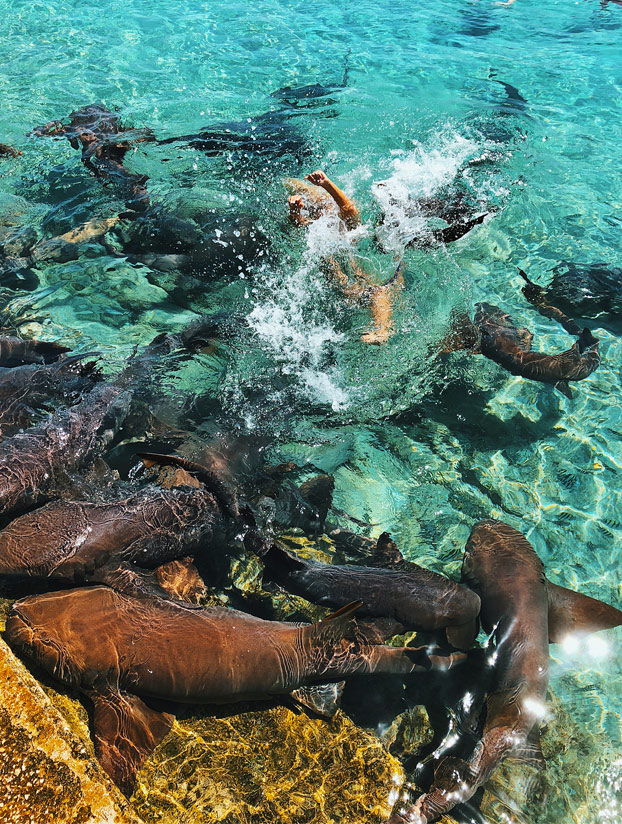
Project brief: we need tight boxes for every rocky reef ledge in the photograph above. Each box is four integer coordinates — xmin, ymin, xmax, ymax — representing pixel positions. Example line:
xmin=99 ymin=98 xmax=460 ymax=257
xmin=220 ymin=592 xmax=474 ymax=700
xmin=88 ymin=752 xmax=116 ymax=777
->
xmin=0 ymin=632 xmax=141 ymax=824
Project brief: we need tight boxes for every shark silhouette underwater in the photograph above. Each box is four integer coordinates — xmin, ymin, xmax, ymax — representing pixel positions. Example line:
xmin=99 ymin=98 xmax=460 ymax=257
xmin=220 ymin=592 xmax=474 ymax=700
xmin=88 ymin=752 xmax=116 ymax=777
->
xmin=158 ymin=53 xmax=352 ymax=162
xmin=269 ymin=49 xmax=351 ymax=107
xmin=384 ymin=520 xmax=622 ymax=824
xmin=442 ymin=283 xmax=600 ymax=398
xmin=31 ymin=104 xmax=155 ymax=212
xmin=246 ymin=531 xmax=481 ymax=649
xmin=5 ymin=588 xmax=443 ymax=795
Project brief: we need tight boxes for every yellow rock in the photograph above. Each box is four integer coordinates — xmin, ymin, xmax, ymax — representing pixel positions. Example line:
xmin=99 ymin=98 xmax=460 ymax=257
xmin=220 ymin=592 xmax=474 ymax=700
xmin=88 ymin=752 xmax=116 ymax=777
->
xmin=132 ymin=705 xmax=405 ymax=824
xmin=0 ymin=636 xmax=142 ymax=824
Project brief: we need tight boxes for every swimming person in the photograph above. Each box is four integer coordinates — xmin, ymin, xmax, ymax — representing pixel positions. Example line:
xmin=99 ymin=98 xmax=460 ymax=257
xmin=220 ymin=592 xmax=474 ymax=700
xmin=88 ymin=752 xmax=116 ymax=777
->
xmin=287 ymin=169 xmax=404 ymax=345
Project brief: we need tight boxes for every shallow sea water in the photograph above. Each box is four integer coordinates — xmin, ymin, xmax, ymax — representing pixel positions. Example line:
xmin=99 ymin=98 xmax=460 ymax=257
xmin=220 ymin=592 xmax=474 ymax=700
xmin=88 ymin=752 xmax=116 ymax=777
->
xmin=2 ymin=0 xmax=622 ymax=820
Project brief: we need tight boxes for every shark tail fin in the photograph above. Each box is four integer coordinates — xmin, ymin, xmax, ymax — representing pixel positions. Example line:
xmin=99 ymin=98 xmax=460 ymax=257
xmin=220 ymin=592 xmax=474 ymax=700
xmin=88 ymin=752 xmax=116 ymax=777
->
xmin=518 ymin=267 xmax=546 ymax=303
xmin=137 ymin=452 xmax=240 ymax=519
xmin=89 ymin=686 xmax=173 ymax=797
xmin=548 ymin=581 xmax=622 ymax=643
xmin=578 ymin=327 xmax=599 ymax=353
xmin=290 ymin=681 xmax=345 ymax=718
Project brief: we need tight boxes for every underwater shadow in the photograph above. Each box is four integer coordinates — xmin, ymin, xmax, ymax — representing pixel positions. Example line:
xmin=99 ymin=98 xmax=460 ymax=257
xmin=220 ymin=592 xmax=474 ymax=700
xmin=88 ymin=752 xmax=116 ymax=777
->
xmin=397 ymin=380 xmax=564 ymax=454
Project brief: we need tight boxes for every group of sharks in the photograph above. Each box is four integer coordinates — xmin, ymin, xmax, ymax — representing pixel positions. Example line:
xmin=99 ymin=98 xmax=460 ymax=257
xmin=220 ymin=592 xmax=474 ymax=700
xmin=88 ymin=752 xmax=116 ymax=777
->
xmin=1 ymin=81 xmax=614 ymax=398
xmin=0 ymin=66 xmax=621 ymax=823
xmin=0 ymin=323 xmax=621 ymax=823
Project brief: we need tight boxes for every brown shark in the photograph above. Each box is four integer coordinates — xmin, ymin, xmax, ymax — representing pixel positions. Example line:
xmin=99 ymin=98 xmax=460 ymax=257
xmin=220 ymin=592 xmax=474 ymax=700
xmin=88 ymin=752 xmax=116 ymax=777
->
xmin=439 ymin=302 xmax=601 ymax=398
xmin=0 ymin=482 xmax=222 ymax=596
xmin=6 ymin=587 xmax=433 ymax=794
xmin=386 ymin=520 xmax=622 ymax=824
xmin=0 ymin=381 xmax=130 ymax=518
xmin=0 ymin=335 xmax=70 ymax=367
xmin=31 ymin=104 xmax=155 ymax=212
xmin=475 ymin=302 xmax=600 ymax=398
xmin=247 ymin=532 xmax=481 ymax=648
xmin=0 ymin=355 xmax=99 ymax=439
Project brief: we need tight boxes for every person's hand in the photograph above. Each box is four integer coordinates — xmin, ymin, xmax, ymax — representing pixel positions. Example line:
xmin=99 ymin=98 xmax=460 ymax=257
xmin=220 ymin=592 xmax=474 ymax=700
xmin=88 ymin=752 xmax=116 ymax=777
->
xmin=305 ymin=170 xmax=329 ymax=188
xmin=288 ymin=194 xmax=309 ymax=226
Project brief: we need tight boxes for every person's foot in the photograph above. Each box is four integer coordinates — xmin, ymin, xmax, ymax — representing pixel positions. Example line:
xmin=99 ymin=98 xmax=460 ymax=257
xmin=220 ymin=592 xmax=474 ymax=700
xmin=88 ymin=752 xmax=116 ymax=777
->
xmin=305 ymin=170 xmax=329 ymax=188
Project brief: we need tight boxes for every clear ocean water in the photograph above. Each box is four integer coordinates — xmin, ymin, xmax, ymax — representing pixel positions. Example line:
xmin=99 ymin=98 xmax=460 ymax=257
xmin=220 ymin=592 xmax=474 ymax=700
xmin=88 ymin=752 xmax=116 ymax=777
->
xmin=1 ymin=0 xmax=622 ymax=820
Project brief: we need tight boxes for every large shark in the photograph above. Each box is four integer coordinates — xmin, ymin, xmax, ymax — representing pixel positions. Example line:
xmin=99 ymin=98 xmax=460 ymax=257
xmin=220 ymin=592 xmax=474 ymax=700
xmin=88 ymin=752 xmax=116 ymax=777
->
xmin=0 ymin=381 xmax=131 ymax=519
xmin=0 ymin=355 xmax=100 ymax=440
xmin=0 ymin=482 xmax=223 ymax=598
xmin=247 ymin=531 xmax=481 ymax=648
xmin=6 ymin=587 xmax=438 ymax=795
xmin=385 ymin=520 xmax=622 ymax=824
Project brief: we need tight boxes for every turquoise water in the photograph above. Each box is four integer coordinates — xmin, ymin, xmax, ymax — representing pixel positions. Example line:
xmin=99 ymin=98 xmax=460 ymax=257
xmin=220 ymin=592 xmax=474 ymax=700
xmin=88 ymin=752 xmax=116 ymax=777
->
xmin=2 ymin=0 xmax=622 ymax=820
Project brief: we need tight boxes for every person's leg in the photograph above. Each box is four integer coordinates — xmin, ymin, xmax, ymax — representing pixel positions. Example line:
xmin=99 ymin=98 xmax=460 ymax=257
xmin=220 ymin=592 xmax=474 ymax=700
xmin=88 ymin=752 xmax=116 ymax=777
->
xmin=360 ymin=271 xmax=404 ymax=345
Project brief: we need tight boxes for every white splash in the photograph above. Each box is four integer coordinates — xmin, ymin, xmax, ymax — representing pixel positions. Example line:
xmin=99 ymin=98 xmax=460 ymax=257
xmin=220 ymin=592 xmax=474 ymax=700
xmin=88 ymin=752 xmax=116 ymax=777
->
xmin=372 ymin=131 xmax=481 ymax=254
xmin=248 ymin=214 xmax=350 ymax=411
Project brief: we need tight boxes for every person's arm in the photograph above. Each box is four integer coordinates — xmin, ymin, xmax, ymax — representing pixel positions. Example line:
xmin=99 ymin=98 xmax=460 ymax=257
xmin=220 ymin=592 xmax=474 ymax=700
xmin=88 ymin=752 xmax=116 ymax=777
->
xmin=305 ymin=170 xmax=360 ymax=229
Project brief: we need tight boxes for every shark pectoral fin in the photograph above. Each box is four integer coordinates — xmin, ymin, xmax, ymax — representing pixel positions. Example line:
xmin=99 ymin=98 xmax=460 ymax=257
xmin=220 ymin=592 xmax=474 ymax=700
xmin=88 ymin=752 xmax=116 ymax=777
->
xmin=290 ymin=681 xmax=346 ymax=718
xmin=155 ymin=557 xmax=207 ymax=605
xmin=446 ymin=618 xmax=479 ymax=650
xmin=425 ymin=649 xmax=468 ymax=672
xmin=555 ymin=380 xmax=573 ymax=399
xmin=308 ymin=600 xmax=363 ymax=644
xmin=547 ymin=581 xmax=622 ymax=643
xmin=89 ymin=687 xmax=174 ymax=796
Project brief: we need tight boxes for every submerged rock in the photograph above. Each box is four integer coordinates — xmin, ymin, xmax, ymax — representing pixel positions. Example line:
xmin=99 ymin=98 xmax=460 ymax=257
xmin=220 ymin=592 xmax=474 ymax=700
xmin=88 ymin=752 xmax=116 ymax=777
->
xmin=132 ymin=705 xmax=405 ymax=824
xmin=0 ymin=633 xmax=141 ymax=824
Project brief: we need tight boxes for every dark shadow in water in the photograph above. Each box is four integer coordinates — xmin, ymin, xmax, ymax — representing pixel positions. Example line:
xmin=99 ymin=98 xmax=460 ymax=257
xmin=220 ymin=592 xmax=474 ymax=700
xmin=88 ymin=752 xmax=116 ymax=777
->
xmin=457 ymin=6 xmax=500 ymax=37
xmin=393 ymin=379 xmax=564 ymax=454
xmin=342 ymin=646 xmax=494 ymax=823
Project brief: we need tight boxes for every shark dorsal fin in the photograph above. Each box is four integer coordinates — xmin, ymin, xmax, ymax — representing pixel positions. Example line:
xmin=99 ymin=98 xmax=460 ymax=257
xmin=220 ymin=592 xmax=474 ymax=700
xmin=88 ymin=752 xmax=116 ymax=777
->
xmin=372 ymin=532 xmax=404 ymax=568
